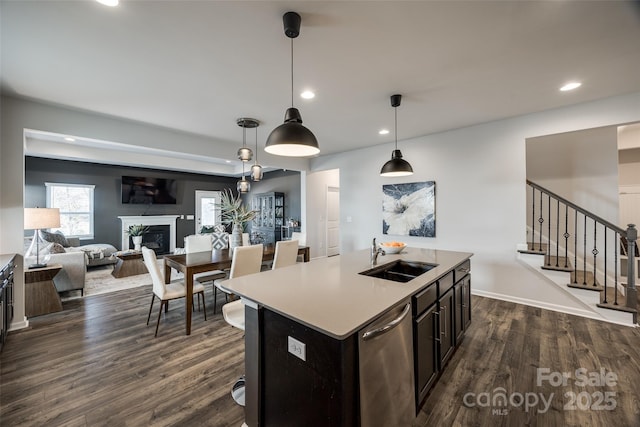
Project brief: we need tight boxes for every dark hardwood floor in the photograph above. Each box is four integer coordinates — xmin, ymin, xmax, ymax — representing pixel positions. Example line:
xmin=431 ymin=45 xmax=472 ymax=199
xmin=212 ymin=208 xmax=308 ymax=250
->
xmin=1 ymin=286 xmax=639 ymax=426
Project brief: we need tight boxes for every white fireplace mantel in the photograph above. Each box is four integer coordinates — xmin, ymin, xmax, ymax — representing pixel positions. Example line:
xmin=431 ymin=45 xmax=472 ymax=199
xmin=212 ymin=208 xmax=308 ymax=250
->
xmin=118 ymin=215 xmax=179 ymax=252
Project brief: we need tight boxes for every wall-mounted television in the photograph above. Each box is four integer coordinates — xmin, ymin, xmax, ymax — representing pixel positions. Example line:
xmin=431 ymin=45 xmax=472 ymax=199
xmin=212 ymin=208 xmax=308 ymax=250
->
xmin=121 ymin=176 xmax=177 ymax=204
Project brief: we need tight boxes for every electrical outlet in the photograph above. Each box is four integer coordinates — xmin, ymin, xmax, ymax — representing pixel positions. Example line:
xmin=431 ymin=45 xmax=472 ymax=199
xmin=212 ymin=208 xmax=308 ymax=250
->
xmin=288 ymin=336 xmax=306 ymax=361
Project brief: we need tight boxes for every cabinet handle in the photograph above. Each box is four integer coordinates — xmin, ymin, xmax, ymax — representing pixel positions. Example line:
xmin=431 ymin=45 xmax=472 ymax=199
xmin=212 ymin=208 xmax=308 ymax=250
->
xmin=458 ymin=267 xmax=470 ymax=274
xmin=441 ymin=306 xmax=447 ymax=337
xmin=433 ymin=310 xmax=441 ymax=342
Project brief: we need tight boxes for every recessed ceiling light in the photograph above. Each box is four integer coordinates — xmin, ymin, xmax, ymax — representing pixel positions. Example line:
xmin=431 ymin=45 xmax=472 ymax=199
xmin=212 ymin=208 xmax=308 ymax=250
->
xmin=225 ymin=160 xmax=232 ymax=163
xmin=64 ymin=137 xmax=75 ymax=142
xmin=379 ymin=129 xmax=390 ymax=135
xmin=560 ymin=81 xmax=582 ymax=91
xmin=300 ymin=90 xmax=315 ymax=99
xmin=96 ymin=0 xmax=119 ymax=6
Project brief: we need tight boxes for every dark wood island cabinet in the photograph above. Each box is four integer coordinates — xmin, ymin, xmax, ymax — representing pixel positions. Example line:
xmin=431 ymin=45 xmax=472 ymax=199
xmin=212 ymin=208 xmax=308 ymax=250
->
xmin=225 ymin=247 xmax=473 ymax=426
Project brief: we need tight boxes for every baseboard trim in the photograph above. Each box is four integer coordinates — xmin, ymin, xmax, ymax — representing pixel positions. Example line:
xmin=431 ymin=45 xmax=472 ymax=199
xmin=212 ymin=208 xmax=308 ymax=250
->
xmin=471 ymin=289 xmax=637 ymax=328
xmin=8 ymin=316 xmax=29 ymax=331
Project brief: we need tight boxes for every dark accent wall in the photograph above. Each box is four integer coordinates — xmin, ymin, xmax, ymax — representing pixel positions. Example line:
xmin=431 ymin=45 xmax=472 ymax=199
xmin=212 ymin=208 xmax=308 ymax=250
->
xmin=25 ymin=157 xmax=301 ymax=251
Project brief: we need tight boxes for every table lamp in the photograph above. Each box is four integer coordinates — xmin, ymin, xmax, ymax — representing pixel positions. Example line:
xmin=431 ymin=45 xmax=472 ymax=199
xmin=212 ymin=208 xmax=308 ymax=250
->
xmin=24 ymin=207 xmax=60 ymax=269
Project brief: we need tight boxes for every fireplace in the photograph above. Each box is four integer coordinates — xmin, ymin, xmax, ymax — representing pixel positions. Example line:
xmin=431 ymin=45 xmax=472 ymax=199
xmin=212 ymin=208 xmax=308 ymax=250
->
xmin=129 ymin=225 xmax=171 ymax=255
xmin=118 ymin=215 xmax=179 ymax=253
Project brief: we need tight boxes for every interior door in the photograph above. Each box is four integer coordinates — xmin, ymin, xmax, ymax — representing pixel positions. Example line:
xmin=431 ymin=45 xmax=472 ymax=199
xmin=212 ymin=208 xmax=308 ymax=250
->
xmin=326 ymin=186 xmax=340 ymax=257
xmin=195 ymin=190 xmax=221 ymax=234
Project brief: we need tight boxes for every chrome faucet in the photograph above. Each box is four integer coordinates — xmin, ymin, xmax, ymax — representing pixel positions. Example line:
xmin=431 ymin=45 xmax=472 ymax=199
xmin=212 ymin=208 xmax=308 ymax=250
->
xmin=371 ymin=238 xmax=385 ymax=265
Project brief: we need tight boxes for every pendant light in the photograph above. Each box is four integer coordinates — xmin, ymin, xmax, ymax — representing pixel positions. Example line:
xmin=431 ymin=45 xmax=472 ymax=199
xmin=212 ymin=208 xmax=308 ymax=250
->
xmin=380 ymin=94 xmax=413 ymax=177
xmin=237 ymin=118 xmax=258 ymax=192
xmin=251 ymin=123 xmax=264 ymax=181
xmin=237 ymin=118 xmax=254 ymax=162
xmin=265 ymin=11 xmax=319 ymax=157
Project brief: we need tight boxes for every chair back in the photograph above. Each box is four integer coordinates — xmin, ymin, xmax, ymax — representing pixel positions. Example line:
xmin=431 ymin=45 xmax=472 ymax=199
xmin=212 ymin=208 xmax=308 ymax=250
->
xmin=272 ymin=239 xmax=299 ymax=270
xmin=211 ymin=232 xmax=229 ymax=250
xmin=184 ymin=234 xmax=212 ymax=253
xmin=229 ymin=244 xmax=264 ymax=279
xmin=141 ymin=247 xmax=167 ymax=299
xmin=290 ymin=232 xmax=306 ymax=246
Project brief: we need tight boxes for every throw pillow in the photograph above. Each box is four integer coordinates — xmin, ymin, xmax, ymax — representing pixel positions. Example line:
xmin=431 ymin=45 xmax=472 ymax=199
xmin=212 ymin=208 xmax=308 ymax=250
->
xmin=39 ymin=230 xmax=70 ymax=247
xmin=49 ymin=243 xmax=66 ymax=254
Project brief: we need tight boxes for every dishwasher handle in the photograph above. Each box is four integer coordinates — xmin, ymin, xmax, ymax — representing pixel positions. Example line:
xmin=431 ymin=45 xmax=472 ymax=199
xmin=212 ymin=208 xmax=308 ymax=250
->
xmin=362 ymin=303 xmax=411 ymax=341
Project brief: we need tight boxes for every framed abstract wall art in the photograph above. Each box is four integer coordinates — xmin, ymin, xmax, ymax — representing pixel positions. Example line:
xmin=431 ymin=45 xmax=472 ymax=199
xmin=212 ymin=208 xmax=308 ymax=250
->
xmin=382 ymin=181 xmax=436 ymax=237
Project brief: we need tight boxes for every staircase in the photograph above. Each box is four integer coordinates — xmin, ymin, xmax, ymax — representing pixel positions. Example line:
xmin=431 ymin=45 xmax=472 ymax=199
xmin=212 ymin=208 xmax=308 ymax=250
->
xmin=519 ymin=180 xmax=637 ymax=326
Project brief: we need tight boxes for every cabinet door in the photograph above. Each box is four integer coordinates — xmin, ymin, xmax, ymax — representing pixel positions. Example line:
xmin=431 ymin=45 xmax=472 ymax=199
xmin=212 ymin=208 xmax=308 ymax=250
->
xmin=454 ymin=281 xmax=464 ymax=343
xmin=414 ymin=303 xmax=439 ymax=407
xmin=463 ymin=276 xmax=471 ymax=330
xmin=439 ymin=288 xmax=455 ymax=367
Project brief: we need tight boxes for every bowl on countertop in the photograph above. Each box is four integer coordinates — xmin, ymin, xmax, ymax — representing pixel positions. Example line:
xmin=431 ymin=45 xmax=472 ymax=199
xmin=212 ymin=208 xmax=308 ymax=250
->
xmin=379 ymin=242 xmax=406 ymax=254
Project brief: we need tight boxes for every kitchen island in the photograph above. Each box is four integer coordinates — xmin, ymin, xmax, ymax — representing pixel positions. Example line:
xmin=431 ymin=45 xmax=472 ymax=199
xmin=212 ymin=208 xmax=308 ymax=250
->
xmin=224 ymin=247 xmax=473 ymax=426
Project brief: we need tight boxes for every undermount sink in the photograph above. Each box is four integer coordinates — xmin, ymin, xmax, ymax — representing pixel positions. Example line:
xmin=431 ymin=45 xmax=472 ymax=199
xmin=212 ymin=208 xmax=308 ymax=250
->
xmin=359 ymin=260 xmax=438 ymax=283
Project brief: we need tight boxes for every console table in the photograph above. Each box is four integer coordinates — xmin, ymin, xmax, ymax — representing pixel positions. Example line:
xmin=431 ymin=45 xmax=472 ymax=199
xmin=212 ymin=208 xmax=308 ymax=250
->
xmin=25 ymin=264 xmax=63 ymax=317
xmin=112 ymin=251 xmax=148 ymax=278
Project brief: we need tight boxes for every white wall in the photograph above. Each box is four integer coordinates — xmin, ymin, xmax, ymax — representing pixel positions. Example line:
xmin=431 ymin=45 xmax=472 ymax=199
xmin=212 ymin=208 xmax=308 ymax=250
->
xmin=526 ymin=126 xmax=620 ymax=224
xmin=310 ymin=92 xmax=640 ymax=313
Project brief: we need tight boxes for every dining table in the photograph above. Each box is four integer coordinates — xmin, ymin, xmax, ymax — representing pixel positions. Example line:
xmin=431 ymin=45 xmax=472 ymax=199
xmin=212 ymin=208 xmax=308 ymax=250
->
xmin=163 ymin=245 xmax=310 ymax=335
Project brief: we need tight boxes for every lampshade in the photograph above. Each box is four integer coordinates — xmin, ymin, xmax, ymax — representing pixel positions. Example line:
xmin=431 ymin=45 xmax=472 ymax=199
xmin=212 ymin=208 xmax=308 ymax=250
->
xmin=24 ymin=208 xmax=60 ymax=230
xmin=237 ymin=175 xmax=250 ymax=193
xmin=265 ymin=12 xmax=319 ymax=157
xmin=380 ymin=94 xmax=413 ymax=177
xmin=265 ymin=108 xmax=319 ymax=157
xmin=380 ymin=150 xmax=414 ymax=177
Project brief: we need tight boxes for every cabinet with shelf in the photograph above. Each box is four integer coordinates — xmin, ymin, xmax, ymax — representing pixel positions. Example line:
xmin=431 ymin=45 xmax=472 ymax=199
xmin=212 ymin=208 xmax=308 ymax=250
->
xmin=251 ymin=192 xmax=284 ymax=246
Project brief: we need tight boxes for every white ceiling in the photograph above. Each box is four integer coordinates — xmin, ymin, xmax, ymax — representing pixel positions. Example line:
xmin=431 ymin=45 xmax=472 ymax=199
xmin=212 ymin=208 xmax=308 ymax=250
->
xmin=3 ymin=0 xmax=640 ymax=171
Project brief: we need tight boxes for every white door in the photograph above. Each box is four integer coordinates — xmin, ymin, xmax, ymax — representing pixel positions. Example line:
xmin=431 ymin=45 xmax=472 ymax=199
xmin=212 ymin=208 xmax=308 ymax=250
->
xmin=195 ymin=190 xmax=222 ymax=234
xmin=327 ymin=186 xmax=340 ymax=257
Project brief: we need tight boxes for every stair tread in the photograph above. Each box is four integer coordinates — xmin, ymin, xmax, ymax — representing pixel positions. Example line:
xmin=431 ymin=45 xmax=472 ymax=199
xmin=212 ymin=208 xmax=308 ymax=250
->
xmin=519 ymin=242 xmax=548 ymax=254
xmin=568 ymin=270 xmax=601 ymax=290
xmin=541 ymin=256 xmax=573 ymax=272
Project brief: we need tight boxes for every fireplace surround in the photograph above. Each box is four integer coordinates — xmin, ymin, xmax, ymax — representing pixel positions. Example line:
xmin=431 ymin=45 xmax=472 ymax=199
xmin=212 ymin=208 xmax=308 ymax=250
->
xmin=118 ymin=215 xmax=179 ymax=253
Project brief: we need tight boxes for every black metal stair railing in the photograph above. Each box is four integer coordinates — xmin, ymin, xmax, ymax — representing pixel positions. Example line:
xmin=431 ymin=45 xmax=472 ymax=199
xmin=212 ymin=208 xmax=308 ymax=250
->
xmin=526 ymin=180 xmax=637 ymax=319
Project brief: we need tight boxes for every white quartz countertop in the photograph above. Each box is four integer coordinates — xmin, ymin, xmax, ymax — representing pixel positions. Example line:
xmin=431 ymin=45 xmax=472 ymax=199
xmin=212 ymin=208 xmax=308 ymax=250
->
xmin=223 ymin=247 xmax=473 ymax=340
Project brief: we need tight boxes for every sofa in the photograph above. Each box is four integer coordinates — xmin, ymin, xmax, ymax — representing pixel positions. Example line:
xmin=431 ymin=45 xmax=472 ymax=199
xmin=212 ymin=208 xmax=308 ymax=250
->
xmin=24 ymin=231 xmax=118 ymax=295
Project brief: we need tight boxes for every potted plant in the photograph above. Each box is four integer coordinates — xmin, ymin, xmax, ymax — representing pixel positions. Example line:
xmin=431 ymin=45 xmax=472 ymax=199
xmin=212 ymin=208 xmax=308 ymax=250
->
xmin=126 ymin=224 xmax=150 ymax=251
xmin=220 ymin=189 xmax=256 ymax=251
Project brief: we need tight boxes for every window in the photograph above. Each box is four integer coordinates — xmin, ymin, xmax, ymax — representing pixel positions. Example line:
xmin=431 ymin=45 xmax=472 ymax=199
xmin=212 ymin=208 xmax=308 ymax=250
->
xmin=46 ymin=182 xmax=95 ymax=239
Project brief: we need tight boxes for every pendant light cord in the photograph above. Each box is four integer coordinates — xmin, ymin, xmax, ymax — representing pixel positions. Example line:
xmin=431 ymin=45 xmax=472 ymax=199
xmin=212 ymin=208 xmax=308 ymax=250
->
xmin=254 ymin=127 xmax=259 ymax=163
xmin=290 ymin=37 xmax=294 ymax=108
xmin=394 ymin=105 xmax=398 ymax=150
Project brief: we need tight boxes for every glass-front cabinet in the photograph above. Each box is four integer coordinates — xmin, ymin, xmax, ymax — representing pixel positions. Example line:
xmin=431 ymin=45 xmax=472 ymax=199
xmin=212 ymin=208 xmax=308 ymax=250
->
xmin=251 ymin=192 xmax=284 ymax=246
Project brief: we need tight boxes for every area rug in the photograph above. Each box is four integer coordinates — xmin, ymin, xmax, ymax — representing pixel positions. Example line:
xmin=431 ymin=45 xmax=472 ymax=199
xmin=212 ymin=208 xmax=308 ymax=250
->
xmin=83 ymin=260 xmax=184 ymax=297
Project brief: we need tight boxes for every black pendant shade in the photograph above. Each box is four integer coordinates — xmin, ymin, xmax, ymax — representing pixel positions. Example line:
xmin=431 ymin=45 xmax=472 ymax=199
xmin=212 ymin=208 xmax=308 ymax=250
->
xmin=380 ymin=94 xmax=413 ymax=177
xmin=380 ymin=149 xmax=413 ymax=177
xmin=265 ymin=12 xmax=319 ymax=157
xmin=265 ymin=108 xmax=319 ymax=157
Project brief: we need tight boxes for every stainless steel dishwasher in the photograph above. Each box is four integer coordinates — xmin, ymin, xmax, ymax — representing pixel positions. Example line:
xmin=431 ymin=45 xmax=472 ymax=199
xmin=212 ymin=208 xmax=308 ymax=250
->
xmin=359 ymin=300 xmax=415 ymax=426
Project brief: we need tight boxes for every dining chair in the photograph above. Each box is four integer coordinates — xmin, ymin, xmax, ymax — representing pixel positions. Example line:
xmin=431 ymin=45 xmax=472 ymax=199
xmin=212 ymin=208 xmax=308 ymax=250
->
xmin=213 ymin=244 xmax=263 ymax=314
xmin=141 ymin=246 xmax=207 ymax=337
xmin=290 ymin=232 xmax=307 ymax=262
xmin=272 ymin=239 xmax=299 ymax=270
xmin=184 ymin=234 xmax=228 ymax=287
